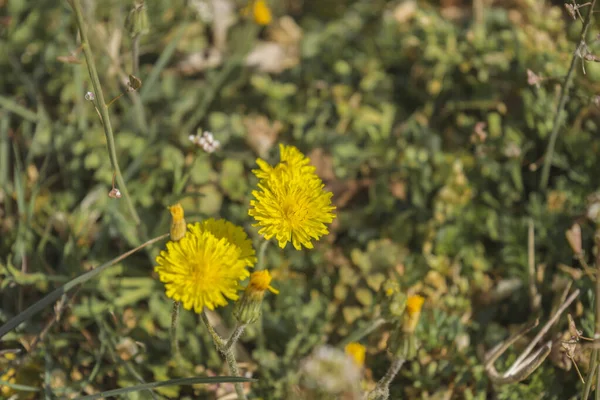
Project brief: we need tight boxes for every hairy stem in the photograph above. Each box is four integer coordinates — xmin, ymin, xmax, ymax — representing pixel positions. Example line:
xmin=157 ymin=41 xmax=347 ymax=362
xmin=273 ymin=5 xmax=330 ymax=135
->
xmin=170 ymin=301 xmax=181 ymax=358
xmin=367 ymin=358 xmax=405 ymax=400
xmin=257 ymin=240 xmax=269 ymax=270
xmin=540 ymin=0 xmax=597 ymax=190
xmin=224 ymin=324 xmax=247 ymax=352
xmin=132 ymin=34 xmax=140 ymax=76
xmin=71 ymin=0 xmax=140 ymax=224
xmin=201 ymin=311 xmax=247 ymax=400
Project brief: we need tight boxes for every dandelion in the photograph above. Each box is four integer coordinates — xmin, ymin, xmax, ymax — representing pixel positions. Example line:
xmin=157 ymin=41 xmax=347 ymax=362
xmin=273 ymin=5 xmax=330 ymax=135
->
xmin=234 ymin=270 xmax=279 ymax=324
xmin=155 ymin=220 xmax=253 ymax=312
xmin=253 ymin=143 xmax=316 ymax=181
xmin=195 ymin=218 xmax=257 ymax=266
xmin=344 ymin=342 xmax=366 ymax=367
xmin=249 ymin=145 xmax=336 ymax=250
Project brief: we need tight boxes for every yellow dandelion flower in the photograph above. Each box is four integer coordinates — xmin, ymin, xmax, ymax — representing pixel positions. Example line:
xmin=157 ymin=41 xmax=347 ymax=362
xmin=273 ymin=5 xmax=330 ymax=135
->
xmin=169 ymin=203 xmax=186 ymax=241
xmin=344 ymin=342 xmax=366 ymax=367
xmin=253 ymin=144 xmax=316 ymax=181
xmin=193 ymin=218 xmax=257 ymax=267
xmin=249 ymin=164 xmax=336 ymax=250
xmin=234 ymin=270 xmax=278 ymax=324
xmin=253 ymin=0 xmax=272 ymax=25
xmin=155 ymin=221 xmax=252 ymax=312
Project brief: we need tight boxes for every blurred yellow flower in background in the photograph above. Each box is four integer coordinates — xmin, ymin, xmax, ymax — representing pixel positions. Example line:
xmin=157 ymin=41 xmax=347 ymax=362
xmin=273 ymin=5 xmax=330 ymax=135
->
xmin=249 ymin=145 xmax=336 ymax=250
xmin=155 ymin=220 xmax=253 ymax=312
xmin=344 ymin=342 xmax=366 ymax=367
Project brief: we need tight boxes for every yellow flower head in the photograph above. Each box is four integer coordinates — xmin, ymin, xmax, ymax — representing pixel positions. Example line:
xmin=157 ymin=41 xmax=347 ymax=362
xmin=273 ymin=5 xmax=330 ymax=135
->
xmin=344 ymin=342 xmax=366 ymax=367
xmin=252 ymin=0 xmax=272 ymax=25
xmin=155 ymin=220 xmax=253 ymax=312
xmin=248 ymin=270 xmax=279 ymax=295
xmin=169 ymin=203 xmax=187 ymax=241
xmin=403 ymin=294 xmax=425 ymax=333
xmin=405 ymin=295 xmax=425 ymax=317
xmin=194 ymin=218 xmax=257 ymax=267
xmin=249 ymin=146 xmax=336 ymax=250
xmin=253 ymin=144 xmax=316 ymax=181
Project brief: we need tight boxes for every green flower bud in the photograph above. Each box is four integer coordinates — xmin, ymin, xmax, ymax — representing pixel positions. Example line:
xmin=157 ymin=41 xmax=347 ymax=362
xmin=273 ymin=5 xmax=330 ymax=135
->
xmin=234 ymin=270 xmax=278 ymax=324
xmin=126 ymin=2 xmax=149 ymax=37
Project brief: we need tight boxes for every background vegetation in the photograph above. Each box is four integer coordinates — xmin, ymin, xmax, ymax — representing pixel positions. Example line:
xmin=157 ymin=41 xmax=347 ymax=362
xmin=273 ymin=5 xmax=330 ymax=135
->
xmin=2 ymin=0 xmax=600 ymax=398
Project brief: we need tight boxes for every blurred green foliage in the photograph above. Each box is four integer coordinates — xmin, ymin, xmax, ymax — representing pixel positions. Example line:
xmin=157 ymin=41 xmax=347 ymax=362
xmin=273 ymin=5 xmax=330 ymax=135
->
xmin=2 ymin=0 xmax=600 ymax=398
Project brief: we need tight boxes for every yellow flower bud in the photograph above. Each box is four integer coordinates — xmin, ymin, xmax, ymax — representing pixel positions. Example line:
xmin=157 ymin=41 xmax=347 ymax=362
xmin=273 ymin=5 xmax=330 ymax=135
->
xmin=403 ymin=295 xmax=425 ymax=333
xmin=169 ymin=203 xmax=186 ymax=241
xmin=234 ymin=270 xmax=278 ymax=324
xmin=253 ymin=0 xmax=272 ymax=25
xmin=344 ymin=342 xmax=366 ymax=367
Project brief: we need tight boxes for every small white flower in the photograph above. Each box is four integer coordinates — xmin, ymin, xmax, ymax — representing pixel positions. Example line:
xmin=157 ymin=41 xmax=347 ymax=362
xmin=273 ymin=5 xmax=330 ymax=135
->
xmin=189 ymin=130 xmax=221 ymax=153
xmin=85 ymin=91 xmax=95 ymax=101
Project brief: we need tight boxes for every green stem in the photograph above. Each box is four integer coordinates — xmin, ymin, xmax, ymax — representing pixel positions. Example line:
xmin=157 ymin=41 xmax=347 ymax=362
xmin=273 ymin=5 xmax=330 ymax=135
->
xmin=257 ymin=239 xmax=269 ymax=270
xmin=540 ymin=0 xmax=597 ymax=190
xmin=171 ymin=301 xmax=181 ymax=358
xmin=71 ymin=0 xmax=140 ymax=224
xmin=200 ymin=311 xmax=225 ymax=348
xmin=225 ymin=347 xmax=248 ymax=400
xmin=367 ymin=357 xmax=405 ymax=400
xmin=132 ymin=34 xmax=140 ymax=76
xmin=0 ymin=95 xmax=39 ymax=122
xmin=224 ymin=324 xmax=247 ymax=352
xmin=582 ymin=349 xmax=597 ymax=399
xmin=201 ymin=311 xmax=247 ymax=400
xmin=339 ymin=317 xmax=386 ymax=348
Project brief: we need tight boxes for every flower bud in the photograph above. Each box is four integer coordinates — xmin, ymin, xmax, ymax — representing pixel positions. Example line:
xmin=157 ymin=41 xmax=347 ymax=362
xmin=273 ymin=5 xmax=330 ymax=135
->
xmin=169 ymin=203 xmax=186 ymax=241
xmin=403 ymin=294 xmax=425 ymax=333
xmin=388 ymin=322 xmax=419 ymax=360
xmin=379 ymin=280 xmax=407 ymax=321
xmin=234 ymin=270 xmax=278 ymax=324
xmin=126 ymin=1 xmax=149 ymax=37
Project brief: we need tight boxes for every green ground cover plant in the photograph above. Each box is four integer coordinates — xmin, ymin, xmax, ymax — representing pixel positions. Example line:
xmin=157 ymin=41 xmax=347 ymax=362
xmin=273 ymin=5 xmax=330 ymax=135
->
xmin=3 ymin=0 xmax=600 ymax=398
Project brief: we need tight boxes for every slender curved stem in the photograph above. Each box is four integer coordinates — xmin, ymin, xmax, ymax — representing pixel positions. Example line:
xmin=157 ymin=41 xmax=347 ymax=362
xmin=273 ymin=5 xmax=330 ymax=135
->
xmin=540 ymin=0 xmax=597 ymax=190
xmin=224 ymin=324 xmax=247 ymax=352
xmin=200 ymin=311 xmax=247 ymax=400
xmin=171 ymin=301 xmax=181 ymax=358
xmin=257 ymin=240 xmax=269 ymax=270
xmin=71 ymin=0 xmax=140 ymax=224
xmin=367 ymin=358 xmax=405 ymax=400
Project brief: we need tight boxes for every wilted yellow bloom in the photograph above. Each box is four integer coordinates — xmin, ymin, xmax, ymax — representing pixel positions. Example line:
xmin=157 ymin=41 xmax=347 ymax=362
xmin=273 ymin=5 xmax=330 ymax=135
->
xmin=249 ymin=145 xmax=336 ymax=250
xmin=344 ymin=342 xmax=366 ymax=367
xmin=234 ymin=270 xmax=279 ymax=324
xmin=155 ymin=220 xmax=253 ymax=312
xmin=169 ymin=203 xmax=186 ymax=241
xmin=403 ymin=295 xmax=425 ymax=333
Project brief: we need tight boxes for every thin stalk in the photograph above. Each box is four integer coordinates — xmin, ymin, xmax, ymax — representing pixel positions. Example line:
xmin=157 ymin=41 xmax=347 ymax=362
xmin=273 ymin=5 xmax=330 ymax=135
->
xmin=339 ymin=317 xmax=386 ymax=348
xmin=595 ymin=232 xmax=600 ymax=398
xmin=540 ymin=0 xmax=597 ymax=190
xmin=132 ymin=34 xmax=140 ymax=76
xmin=367 ymin=358 xmax=405 ymax=400
xmin=200 ymin=311 xmax=225 ymax=348
xmin=171 ymin=301 xmax=181 ymax=358
xmin=200 ymin=311 xmax=247 ymax=400
xmin=225 ymin=347 xmax=248 ymax=400
xmin=224 ymin=324 xmax=247 ymax=352
xmin=71 ymin=0 xmax=140 ymax=224
xmin=582 ymin=349 xmax=597 ymax=399
xmin=0 ymin=95 xmax=39 ymax=122
xmin=257 ymin=240 xmax=269 ymax=270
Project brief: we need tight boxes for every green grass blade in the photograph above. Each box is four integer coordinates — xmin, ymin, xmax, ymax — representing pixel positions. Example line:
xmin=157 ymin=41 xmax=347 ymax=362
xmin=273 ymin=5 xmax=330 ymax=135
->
xmin=73 ymin=376 xmax=255 ymax=400
xmin=0 ymin=234 xmax=168 ymax=339
xmin=0 ymin=380 xmax=41 ymax=392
